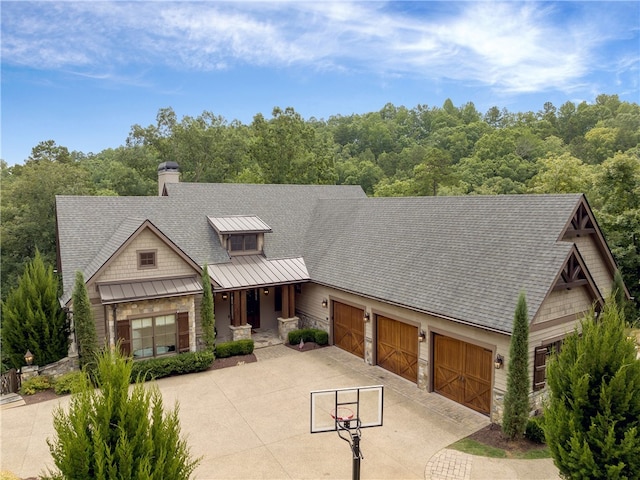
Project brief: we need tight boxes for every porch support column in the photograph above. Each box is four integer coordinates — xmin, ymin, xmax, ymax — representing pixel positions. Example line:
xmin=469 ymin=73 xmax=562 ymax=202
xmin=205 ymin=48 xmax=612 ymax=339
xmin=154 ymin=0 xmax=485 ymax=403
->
xmin=287 ymin=284 xmax=295 ymax=318
xmin=282 ymin=286 xmax=291 ymax=318
xmin=239 ymin=290 xmax=248 ymax=326
xmin=232 ymin=291 xmax=241 ymax=327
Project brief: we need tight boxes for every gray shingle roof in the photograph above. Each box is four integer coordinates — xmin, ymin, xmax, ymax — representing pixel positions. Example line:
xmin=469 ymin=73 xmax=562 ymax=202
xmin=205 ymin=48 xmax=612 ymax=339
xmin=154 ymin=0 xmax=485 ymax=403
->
xmin=56 ymin=185 xmax=585 ymax=335
xmin=303 ymin=194 xmax=583 ymax=334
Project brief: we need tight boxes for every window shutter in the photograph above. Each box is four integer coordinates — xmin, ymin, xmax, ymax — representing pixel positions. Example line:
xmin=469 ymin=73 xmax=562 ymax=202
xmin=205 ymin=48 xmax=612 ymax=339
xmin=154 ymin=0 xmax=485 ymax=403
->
xmin=117 ymin=320 xmax=131 ymax=357
xmin=177 ymin=312 xmax=190 ymax=353
xmin=533 ymin=346 xmax=548 ymax=391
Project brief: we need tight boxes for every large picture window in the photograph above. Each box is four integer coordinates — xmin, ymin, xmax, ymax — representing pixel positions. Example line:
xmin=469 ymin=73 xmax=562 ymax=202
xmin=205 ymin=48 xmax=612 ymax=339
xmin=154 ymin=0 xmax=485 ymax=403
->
xmin=132 ymin=314 xmax=176 ymax=358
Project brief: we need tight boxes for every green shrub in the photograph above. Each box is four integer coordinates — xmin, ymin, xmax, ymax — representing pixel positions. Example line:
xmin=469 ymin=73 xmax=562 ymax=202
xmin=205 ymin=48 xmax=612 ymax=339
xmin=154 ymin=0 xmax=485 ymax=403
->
xmin=525 ymin=416 xmax=546 ymax=444
xmin=288 ymin=328 xmax=328 ymax=345
xmin=131 ymin=351 xmax=214 ymax=382
xmin=53 ymin=371 xmax=87 ymax=395
xmin=20 ymin=375 xmax=52 ymax=395
xmin=215 ymin=339 xmax=254 ymax=358
xmin=314 ymin=329 xmax=329 ymax=345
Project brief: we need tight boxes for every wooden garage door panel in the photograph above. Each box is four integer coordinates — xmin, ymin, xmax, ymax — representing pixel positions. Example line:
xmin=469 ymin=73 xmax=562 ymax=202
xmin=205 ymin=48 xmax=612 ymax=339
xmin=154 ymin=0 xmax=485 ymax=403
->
xmin=433 ymin=334 xmax=492 ymax=415
xmin=434 ymin=335 xmax=464 ymax=401
xmin=334 ymin=302 xmax=364 ymax=358
xmin=377 ymin=316 xmax=418 ymax=383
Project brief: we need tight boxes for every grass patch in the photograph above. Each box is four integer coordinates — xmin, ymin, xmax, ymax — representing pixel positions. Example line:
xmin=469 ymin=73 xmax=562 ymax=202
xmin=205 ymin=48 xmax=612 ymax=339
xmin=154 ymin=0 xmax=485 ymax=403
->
xmin=449 ymin=437 xmax=551 ymax=460
xmin=518 ymin=447 xmax=551 ymax=460
xmin=449 ymin=438 xmax=507 ymax=458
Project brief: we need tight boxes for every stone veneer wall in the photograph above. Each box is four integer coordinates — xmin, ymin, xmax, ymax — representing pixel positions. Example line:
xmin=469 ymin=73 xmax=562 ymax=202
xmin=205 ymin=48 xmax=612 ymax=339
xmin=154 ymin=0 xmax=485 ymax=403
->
xmin=492 ymin=388 xmax=548 ymax=425
xmin=298 ymin=312 xmax=328 ymax=332
xmin=39 ymin=356 xmax=80 ymax=378
xmin=109 ymin=295 xmax=197 ymax=352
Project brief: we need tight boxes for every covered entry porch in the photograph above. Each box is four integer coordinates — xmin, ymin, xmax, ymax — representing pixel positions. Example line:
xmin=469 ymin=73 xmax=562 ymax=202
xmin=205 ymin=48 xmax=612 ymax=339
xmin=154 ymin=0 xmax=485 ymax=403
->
xmin=213 ymin=284 xmax=301 ymax=342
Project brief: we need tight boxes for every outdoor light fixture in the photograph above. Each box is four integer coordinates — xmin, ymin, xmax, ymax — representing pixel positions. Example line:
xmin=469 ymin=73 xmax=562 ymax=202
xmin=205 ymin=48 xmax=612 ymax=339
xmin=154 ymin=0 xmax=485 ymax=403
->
xmin=322 ymin=298 xmax=328 ymax=308
xmin=494 ymin=354 xmax=504 ymax=369
xmin=221 ymin=292 xmax=228 ymax=301
xmin=263 ymin=288 xmax=269 ymax=296
xmin=24 ymin=350 xmax=34 ymax=366
xmin=418 ymin=330 xmax=426 ymax=342
xmin=363 ymin=312 xmax=370 ymax=322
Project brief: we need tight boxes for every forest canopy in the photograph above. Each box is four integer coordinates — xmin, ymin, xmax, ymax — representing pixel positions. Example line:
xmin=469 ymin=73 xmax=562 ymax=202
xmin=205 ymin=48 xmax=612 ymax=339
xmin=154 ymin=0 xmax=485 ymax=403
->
xmin=1 ymin=95 xmax=638 ymax=320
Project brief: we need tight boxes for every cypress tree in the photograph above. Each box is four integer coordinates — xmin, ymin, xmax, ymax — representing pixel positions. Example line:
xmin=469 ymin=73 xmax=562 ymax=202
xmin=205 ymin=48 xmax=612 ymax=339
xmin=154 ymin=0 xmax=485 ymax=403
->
xmin=44 ymin=348 xmax=200 ymax=479
xmin=200 ymin=264 xmax=216 ymax=352
xmin=544 ymin=299 xmax=640 ymax=479
xmin=72 ymin=271 xmax=98 ymax=369
xmin=502 ymin=291 xmax=530 ymax=439
xmin=1 ymin=250 xmax=69 ymax=369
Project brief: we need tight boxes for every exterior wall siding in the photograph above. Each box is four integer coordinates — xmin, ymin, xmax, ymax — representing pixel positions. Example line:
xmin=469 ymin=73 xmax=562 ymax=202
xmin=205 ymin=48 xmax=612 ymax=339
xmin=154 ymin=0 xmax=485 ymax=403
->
xmin=98 ymin=229 xmax=196 ymax=283
xmin=573 ymin=235 xmax=613 ymax=298
xmin=532 ymin=287 xmax=592 ymax=325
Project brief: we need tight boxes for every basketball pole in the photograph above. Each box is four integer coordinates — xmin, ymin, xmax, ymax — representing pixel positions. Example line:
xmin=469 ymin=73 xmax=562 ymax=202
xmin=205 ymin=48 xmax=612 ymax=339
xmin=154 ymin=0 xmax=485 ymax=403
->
xmin=351 ymin=433 xmax=361 ymax=480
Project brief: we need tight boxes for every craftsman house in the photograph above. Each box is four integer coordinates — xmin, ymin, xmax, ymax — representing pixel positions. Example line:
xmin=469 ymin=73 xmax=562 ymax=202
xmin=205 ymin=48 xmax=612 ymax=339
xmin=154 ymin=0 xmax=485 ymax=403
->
xmin=55 ymin=162 xmax=626 ymax=421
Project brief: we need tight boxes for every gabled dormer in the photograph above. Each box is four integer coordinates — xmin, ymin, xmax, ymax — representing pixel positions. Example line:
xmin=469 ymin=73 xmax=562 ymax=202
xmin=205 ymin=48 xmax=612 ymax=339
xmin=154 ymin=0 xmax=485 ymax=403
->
xmin=207 ymin=215 xmax=272 ymax=256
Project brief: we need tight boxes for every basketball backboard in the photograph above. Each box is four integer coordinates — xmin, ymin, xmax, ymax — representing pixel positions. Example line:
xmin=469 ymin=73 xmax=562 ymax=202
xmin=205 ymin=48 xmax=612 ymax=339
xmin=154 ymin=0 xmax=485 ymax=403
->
xmin=310 ymin=385 xmax=384 ymax=433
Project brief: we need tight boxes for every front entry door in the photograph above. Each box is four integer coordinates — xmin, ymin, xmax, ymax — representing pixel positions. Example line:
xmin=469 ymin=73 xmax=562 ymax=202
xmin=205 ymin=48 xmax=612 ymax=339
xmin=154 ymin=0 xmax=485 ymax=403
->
xmin=246 ymin=289 xmax=260 ymax=329
xmin=433 ymin=334 xmax=492 ymax=415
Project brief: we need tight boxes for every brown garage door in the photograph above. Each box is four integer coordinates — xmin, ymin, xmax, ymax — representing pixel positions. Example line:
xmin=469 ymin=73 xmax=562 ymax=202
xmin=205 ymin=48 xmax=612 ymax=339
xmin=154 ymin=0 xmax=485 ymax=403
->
xmin=333 ymin=301 xmax=364 ymax=358
xmin=377 ymin=316 xmax=418 ymax=383
xmin=433 ymin=334 xmax=492 ymax=415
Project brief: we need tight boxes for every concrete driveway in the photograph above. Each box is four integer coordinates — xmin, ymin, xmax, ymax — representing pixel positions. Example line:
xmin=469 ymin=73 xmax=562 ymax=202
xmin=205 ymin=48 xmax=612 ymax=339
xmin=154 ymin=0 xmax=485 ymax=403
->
xmin=1 ymin=345 xmax=560 ymax=479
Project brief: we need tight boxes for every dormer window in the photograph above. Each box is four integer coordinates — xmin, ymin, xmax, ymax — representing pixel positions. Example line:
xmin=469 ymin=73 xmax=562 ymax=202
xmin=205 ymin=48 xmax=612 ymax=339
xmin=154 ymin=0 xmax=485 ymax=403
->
xmin=230 ymin=234 xmax=258 ymax=252
xmin=207 ymin=215 xmax=271 ymax=256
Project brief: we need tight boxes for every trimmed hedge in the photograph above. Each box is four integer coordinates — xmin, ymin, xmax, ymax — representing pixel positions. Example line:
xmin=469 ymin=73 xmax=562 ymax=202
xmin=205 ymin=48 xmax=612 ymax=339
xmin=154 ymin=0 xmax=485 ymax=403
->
xmin=131 ymin=350 xmax=214 ymax=382
xmin=524 ymin=415 xmax=546 ymax=444
xmin=288 ymin=328 xmax=329 ymax=346
xmin=215 ymin=339 xmax=254 ymax=358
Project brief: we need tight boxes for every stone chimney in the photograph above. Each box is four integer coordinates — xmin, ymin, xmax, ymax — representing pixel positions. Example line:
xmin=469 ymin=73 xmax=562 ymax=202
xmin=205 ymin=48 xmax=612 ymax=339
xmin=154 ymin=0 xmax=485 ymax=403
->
xmin=158 ymin=161 xmax=180 ymax=196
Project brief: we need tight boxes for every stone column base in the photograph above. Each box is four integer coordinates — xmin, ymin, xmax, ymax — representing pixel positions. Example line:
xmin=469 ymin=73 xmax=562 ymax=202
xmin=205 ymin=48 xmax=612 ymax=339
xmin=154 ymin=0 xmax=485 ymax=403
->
xmin=230 ymin=324 xmax=252 ymax=341
xmin=278 ymin=316 xmax=299 ymax=342
xmin=20 ymin=365 xmax=39 ymax=382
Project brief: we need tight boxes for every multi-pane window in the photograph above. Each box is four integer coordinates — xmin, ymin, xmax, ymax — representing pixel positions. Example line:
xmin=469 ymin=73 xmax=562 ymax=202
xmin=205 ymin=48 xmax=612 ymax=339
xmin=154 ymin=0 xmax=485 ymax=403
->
xmin=229 ymin=234 xmax=258 ymax=253
xmin=131 ymin=314 xmax=176 ymax=358
xmin=138 ymin=250 xmax=157 ymax=269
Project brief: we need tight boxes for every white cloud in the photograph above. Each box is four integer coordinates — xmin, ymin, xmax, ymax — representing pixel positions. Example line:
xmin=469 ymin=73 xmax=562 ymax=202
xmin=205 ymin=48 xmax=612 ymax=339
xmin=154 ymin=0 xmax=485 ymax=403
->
xmin=1 ymin=1 xmax=637 ymax=94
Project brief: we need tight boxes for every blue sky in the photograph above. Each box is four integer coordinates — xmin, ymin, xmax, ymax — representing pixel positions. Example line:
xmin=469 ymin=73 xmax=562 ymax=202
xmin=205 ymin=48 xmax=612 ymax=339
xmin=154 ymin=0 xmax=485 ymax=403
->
xmin=2 ymin=1 xmax=639 ymax=166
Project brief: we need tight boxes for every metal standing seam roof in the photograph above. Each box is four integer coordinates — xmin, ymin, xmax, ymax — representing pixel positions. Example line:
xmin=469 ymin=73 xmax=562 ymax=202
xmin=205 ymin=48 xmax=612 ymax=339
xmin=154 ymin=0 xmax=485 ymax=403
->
xmin=208 ymin=256 xmax=309 ymax=290
xmin=98 ymin=276 xmax=203 ymax=304
xmin=207 ymin=215 xmax=272 ymax=233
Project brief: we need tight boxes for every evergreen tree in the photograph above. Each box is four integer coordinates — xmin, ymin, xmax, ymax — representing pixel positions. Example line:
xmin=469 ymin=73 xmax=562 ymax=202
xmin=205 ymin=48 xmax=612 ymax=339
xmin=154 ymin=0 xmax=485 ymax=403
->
xmin=611 ymin=269 xmax=632 ymax=325
xmin=0 ymin=250 xmax=69 ymax=369
xmin=200 ymin=265 xmax=216 ymax=351
xmin=44 ymin=348 xmax=200 ymax=479
xmin=72 ymin=271 xmax=98 ymax=369
xmin=502 ymin=291 xmax=530 ymax=439
xmin=544 ymin=300 xmax=640 ymax=479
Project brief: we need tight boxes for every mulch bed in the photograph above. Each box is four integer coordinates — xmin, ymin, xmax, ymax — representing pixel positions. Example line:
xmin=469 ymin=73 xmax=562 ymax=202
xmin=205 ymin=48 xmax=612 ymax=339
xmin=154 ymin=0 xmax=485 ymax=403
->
xmin=209 ymin=353 xmax=257 ymax=370
xmin=466 ymin=423 xmax=547 ymax=457
xmin=285 ymin=341 xmax=327 ymax=352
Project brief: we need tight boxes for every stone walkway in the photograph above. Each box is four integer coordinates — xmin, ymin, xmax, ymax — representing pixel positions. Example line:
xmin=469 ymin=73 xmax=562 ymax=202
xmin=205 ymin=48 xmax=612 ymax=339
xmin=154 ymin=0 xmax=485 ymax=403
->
xmin=425 ymin=450 xmax=472 ymax=480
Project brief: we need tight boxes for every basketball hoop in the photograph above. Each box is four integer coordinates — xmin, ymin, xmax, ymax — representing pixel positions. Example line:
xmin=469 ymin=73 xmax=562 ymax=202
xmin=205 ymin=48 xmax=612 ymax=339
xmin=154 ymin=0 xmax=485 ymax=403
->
xmin=331 ymin=407 xmax=355 ymax=429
